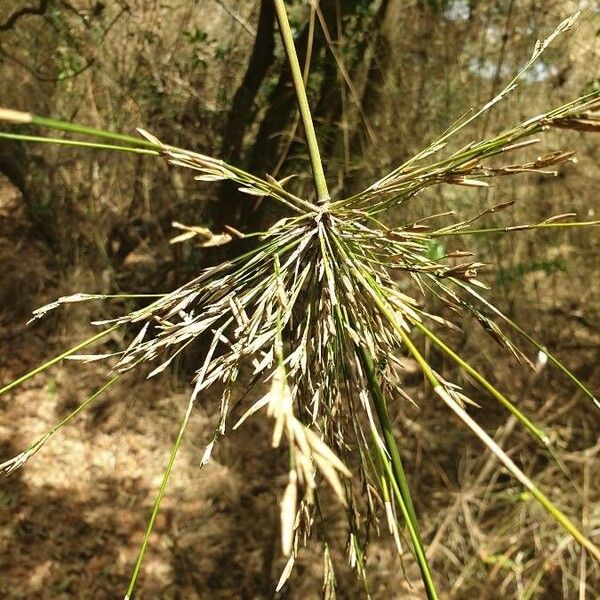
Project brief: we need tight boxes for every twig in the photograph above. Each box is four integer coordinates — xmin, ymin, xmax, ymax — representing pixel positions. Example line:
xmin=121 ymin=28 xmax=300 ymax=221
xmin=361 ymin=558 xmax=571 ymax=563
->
xmin=213 ymin=0 xmax=256 ymax=36
xmin=0 ymin=0 xmax=48 ymax=31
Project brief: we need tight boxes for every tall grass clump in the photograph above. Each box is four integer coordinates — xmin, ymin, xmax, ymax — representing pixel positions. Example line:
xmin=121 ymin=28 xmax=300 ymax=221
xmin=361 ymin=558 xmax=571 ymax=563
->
xmin=1 ymin=4 xmax=599 ymax=597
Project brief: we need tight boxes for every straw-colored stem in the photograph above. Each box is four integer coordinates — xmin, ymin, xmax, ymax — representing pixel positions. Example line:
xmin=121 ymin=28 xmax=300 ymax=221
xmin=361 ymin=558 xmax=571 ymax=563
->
xmin=273 ymin=0 xmax=330 ymax=203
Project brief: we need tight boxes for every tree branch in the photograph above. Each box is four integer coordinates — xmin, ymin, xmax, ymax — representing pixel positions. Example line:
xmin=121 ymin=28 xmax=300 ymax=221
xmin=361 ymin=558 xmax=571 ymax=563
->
xmin=0 ymin=0 xmax=49 ymax=32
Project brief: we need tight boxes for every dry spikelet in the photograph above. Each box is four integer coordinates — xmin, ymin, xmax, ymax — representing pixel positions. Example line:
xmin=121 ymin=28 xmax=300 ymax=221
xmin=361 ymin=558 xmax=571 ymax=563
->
xmin=275 ymin=554 xmax=295 ymax=593
xmin=280 ymin=470 xmax=298 ymax=556
xmin=0 ymin=108 xmax=32 ymax=123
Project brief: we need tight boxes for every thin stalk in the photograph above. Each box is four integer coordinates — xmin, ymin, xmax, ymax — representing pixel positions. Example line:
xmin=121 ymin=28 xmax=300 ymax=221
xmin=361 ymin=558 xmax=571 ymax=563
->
xmin=32 ymin=375 xmax=119 ymax=444
xmin=1 ymin=376 xmax=120 ymax=474
xmin=431 ymin=220 xmax=600 ymax=237
xmin=0 ymin=111 xmax=320 ymax=214
xmin=87 ymin=294 xmax=167 ymax=299
xmin=125 ymin=394 xmax=195 ymax=599
xmin=502 ymin=317 xmax=599 ymax=410
xmin=357 ymin=345 xmax=439 ymax=600
xmin=273 ymin=0 xmax=330 ymax=203
xmin=456 ymin=281 xmax=599 ymax=409
xmin=225 ymin=163 xmax=320 ymax=213
xmin=0 ymin=325 xmax=119 ymax=396
xmin=0 ymin=108 xmax=158 ymax=149
xmin=410 ymin=319 xmax=549 ymax=445
xmin=0 ymin=132 xmax=159 ymax=155
xmin=376 ymin=445 xmax=440 ymax=597
xmin=357 ymin=346 xmax=420 ymax=528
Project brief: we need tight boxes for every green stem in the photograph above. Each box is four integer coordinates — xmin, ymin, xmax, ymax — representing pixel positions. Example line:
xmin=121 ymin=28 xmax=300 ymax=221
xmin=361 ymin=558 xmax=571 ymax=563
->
xmin=0 ymin=326 xmax=119 ymax=396
xmin=273 ymin=0 xmax=330 ymax=203
xmin=358 ymin=347 xmax=420 ymax=527
xmin=0 ymin=132 xmax=159 ymax=155
xmin=431 ymin=220 xmax=600 ymax=237
xmin=30 ymin=113 xmax=158 ymax=148
xmin=40 ymin=376 xmax=119 ymax=439
xmin=455 ymin=281 xmax=599 ymax=408
xmin=125 ymin=395 xmax=195 ymax=599
xmin=505 ymin=319 xmax=599 ymax=410
xmin=357 ymin=345 xmax=439 ymax=600
xmin=1 ymin=376 xmax=120 ymax=475
xmin=385 ymin=313 xmax=600 ymax=564
xmin=411 ymin=319 xmax=548 ymax=444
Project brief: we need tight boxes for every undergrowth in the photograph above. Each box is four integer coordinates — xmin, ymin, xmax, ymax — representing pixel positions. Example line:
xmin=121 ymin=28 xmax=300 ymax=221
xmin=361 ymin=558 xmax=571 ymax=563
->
xmin=0 ymin=4 xmax=599 ymax=598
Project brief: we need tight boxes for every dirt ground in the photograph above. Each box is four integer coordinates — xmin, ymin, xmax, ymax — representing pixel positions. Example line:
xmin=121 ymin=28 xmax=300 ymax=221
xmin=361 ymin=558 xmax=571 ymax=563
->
xmin=1 ymin=177 xmax=599 ymax=599
xmin=0 ymin=176 xmax=419 ymax=599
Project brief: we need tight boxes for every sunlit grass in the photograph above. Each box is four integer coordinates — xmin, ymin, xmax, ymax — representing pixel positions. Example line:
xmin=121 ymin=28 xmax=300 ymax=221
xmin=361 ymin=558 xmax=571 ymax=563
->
xmin=0 ymin=6 xmax=598 ymax=599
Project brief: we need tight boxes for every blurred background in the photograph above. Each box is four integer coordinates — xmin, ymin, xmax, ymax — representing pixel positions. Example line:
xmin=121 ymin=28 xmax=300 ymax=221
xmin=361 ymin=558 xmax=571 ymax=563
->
xmin=0 ymin=0 xmax=598 ymax=598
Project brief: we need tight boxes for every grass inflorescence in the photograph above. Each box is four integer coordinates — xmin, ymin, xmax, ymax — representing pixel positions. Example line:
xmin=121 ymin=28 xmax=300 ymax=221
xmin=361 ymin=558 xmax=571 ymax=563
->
xmin=0 ymin=6 xmax=599 ymax=598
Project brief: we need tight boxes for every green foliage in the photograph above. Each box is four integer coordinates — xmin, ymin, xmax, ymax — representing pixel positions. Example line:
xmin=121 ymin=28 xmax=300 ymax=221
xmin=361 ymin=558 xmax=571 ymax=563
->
xmin=497 ymin=258 xmax=567 ymax=287
xmin=55 ymin=46 xmax=85 ymax=81
xmin=426 ymin=239 xmax=446 ymax=261
xmin=183 ymin=27 xmax=214 ymax=68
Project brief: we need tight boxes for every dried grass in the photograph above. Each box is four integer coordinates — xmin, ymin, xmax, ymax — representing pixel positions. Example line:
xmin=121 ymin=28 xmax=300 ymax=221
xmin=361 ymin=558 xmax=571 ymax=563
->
xmin=0 ymin=8 xmax=599 ymax=599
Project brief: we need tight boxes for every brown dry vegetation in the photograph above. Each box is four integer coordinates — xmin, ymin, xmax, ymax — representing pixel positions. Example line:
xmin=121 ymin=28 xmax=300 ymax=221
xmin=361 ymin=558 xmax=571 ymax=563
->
xmin=0 ymin=1 xmax=599 ymax=598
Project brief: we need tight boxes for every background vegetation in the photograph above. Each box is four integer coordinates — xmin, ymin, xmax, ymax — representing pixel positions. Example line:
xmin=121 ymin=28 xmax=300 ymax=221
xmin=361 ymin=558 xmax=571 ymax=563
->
xmin=0 ymin=0 xmax=598 ymax=598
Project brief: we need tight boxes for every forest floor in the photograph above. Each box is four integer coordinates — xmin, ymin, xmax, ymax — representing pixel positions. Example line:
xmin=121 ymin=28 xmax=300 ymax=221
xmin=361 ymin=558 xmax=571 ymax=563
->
xmin=0 ymin=176 xmax=421 ymax=599
xmin=0 ymin=179 xmax=598 ymax=599
xmin=0 ymin=178 xmax=248 ymax=599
